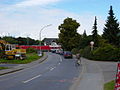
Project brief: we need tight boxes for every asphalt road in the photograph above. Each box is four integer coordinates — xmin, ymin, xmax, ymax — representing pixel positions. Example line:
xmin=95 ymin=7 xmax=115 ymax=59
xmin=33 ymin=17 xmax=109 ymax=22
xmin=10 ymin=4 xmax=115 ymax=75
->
xmin=0 ymin=52 xmax=81 ymax=90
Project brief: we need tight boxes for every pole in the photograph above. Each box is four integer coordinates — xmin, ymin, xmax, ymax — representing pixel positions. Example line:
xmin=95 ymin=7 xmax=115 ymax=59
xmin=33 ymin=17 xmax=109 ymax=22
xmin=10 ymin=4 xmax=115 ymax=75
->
xmin=39 ymin=24 xmax=52 ymax=56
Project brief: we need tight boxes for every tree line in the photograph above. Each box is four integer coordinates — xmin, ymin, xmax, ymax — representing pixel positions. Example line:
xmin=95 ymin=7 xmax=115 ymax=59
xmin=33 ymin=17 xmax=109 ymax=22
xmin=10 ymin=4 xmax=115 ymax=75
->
xmin=0 ymin=36 xmax=39 ymax=45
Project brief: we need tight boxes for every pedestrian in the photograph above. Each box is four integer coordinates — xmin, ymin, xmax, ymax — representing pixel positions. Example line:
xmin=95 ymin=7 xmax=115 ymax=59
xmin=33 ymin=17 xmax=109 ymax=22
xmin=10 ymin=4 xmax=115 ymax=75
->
xmin=75 ymin=53 xmax=81 ymax=66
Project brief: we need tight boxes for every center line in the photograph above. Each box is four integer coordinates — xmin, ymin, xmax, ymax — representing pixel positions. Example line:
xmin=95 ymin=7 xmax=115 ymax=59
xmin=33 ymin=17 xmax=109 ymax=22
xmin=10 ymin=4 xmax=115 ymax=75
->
xmin=23 ymin=74 xmax=42 ymax=83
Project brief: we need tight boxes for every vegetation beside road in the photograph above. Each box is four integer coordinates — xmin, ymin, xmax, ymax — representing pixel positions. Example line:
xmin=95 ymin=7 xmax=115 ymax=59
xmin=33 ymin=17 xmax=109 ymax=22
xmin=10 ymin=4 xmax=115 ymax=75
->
xmin=0 ymin=53 xmax=42 ymax=64
xmin=104 ymin=80 xmax=115 ymax=90
xmin=58 ymin=6 xmax=120 ymax=61
xmin=0 ymin=67 xmax=9 ymax=70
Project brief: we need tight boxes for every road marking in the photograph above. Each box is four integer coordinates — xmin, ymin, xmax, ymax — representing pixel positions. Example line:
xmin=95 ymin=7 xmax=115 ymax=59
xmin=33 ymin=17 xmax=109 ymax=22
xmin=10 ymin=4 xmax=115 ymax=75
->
xmin=50 ymin=67 xmax=56 ymax=71
xmin=60 ymin=56 xmax=63 ymax=62
xmin=58 ymin=63 xmax=60 ymax=65
xmin=23 ymin=74 xmax=42 ymax=83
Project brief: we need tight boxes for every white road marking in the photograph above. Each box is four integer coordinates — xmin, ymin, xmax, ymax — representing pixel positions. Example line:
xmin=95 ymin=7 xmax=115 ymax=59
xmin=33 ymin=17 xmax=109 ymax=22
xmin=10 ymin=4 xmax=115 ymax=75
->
xmin=60 ymin=57 xmax=62 ymax=62
xmin=50 ymin=67 xmax=56 ymax=71
xmin=23 ymin=74 xmax=42 ymax=83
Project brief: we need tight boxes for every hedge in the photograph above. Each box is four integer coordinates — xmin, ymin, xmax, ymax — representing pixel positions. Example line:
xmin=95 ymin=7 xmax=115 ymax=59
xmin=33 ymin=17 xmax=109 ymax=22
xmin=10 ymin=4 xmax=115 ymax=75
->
xmin=81 ymin=44 xmax=120 ymax=61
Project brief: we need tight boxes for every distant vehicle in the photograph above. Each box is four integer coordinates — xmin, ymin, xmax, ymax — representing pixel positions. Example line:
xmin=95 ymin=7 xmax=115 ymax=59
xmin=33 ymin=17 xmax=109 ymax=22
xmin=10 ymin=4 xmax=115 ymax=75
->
xmin=59 ymin=50 xmax=64 ymax=55
xmin=55 ymin=50 xmax=60 ymax=54
xmin=63 ymin=51 xmax=73 ymax=58
xmin=55 ymin=49 xmax=63 ymax=55
xmin=51 ymin=50 xmax=56 ymax=53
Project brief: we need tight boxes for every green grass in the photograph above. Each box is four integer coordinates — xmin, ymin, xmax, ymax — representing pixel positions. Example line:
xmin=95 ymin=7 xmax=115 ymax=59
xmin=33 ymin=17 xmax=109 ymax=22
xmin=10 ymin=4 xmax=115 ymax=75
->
xmin=0 ymin=67 xmax=9 ymax=70
xmin=0 ymin=53 xmax=42 ymax=64
xmin=104 ymin=80 xmax=115 ymax=90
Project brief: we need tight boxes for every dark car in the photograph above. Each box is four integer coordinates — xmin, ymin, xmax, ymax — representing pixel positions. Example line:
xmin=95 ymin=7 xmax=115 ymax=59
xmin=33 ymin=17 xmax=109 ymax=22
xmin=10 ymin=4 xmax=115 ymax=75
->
xmin=51 ymin=50 xmax=56 ymax=53
xmin=63 ymin=51 xmax=73 ymax=58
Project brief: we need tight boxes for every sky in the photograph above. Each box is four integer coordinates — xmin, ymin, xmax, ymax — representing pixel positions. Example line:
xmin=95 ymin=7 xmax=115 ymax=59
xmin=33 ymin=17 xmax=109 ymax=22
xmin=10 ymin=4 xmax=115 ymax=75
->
xmin=0 ymin=0 xmax=120 ymax=40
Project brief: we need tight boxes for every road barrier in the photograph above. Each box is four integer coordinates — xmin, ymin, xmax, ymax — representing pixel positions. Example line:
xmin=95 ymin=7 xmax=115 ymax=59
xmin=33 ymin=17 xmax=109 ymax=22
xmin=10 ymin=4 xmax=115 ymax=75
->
xmin=115 ymin=63 xmax=120 ymax=90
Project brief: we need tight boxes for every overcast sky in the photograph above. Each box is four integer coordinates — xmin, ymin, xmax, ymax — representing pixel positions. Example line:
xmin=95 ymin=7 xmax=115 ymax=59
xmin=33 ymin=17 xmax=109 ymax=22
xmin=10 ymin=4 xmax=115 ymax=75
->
xmin=0 ymin=0 xmax=120 ymax=40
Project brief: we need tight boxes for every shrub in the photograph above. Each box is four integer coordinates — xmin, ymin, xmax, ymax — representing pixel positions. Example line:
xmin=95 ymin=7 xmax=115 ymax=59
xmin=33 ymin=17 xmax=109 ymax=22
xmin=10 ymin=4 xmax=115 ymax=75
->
xmin=71 ymin=48 xmax=79 ymax=54
xmin=81 ymin=44 xmax=120 ymax=61
xmin=81 ymin=46 xmax=93 ymax=59
xmin=26 ymin=48 xmax=37 ymax=53
xmin=92 ymin=44 xmax=120 ymax=61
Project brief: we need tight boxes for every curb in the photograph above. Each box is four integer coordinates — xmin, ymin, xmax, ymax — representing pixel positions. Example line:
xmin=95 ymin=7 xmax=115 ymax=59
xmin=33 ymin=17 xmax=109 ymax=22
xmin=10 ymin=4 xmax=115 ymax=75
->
xmin=0 ymin=68 xmax=24 ymax=76
xmin=69 ymin=57 xmax=86 ymax=90
xmin=0 ymin=53 xmax=48 ymax=76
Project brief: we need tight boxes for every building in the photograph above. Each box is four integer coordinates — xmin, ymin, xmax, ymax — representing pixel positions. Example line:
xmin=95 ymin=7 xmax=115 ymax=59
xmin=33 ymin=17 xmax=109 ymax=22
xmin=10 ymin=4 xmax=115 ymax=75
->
xmin=43 ymin=38 xmax=62 ymax=52
xmin=43 ymin=38 xmax=58 ymax=46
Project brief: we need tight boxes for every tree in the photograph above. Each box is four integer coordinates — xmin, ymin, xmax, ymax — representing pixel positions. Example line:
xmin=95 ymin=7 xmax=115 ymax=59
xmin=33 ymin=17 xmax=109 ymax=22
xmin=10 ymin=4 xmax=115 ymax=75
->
xmin=102 ymin=6 xmax=120 ymax=46
xmin=83 ymin=30 xmax=87 ymax=38
xmin=79 ymin=35 xmax=93 ymax=49
xmin=2 ymin=36 xmax=18 ymax=44
xmin=58 ymin=17 xmax=80 ymax=51
xmin=92 ymin=16 xmax=99 ymax=47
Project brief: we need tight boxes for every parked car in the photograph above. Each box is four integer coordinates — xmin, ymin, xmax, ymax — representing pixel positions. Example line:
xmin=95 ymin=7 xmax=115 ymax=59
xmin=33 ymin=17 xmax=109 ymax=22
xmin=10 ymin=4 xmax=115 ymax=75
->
xmin=63 ymin=51 xmax=73 ymax=58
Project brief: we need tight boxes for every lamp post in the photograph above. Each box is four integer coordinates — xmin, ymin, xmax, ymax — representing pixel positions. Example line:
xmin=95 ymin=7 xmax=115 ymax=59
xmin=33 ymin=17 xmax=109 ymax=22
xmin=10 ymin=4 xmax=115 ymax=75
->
xmin=38 ymin=24 xmax=52 ymax=56
xmin=90 ymin=41 xmax=94 ymax=51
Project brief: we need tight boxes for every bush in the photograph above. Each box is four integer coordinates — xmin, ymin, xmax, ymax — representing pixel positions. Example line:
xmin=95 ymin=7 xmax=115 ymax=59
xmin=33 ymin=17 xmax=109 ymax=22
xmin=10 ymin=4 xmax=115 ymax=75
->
xmin=81 ymin=44 xmax=120 ymax=61
xmin=71 ymin=48 xmax=79 ymax=54
xmin=93 ymin=44 xmax=120 ymax=61
xmin=26 ymin=48 xmax=37 ymax=53
xmin=81 ymin=46 xmax=93 ymax=59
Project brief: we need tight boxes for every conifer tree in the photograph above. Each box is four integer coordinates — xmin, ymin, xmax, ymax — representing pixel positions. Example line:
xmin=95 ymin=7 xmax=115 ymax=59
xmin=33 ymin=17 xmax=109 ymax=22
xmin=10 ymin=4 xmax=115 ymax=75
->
xmin=103 ymin=6 xmax=120 ymax=46
xmin=92 ymin=16 xmax=99 ymax=47
xmin=83 ymin=30 xmax=87 ymax=38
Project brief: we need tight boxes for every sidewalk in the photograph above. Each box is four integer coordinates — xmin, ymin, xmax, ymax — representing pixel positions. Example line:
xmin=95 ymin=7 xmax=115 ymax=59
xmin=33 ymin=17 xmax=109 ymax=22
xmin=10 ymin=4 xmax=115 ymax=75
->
xmin=0 ymin=53 xmax=48 ymax=76
xmin=76 ymin=58 xmax=104 ymax=90
xmin=73 ymin=57 xmax=117 ymax=90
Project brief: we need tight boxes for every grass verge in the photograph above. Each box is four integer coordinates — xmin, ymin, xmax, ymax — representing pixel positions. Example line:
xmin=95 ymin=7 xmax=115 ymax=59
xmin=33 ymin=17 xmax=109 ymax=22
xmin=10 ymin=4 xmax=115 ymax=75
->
xmin=0 ymin=53 xmax=42 ymax=64
xmin=104 ymin=80 xmax=115 ymax=90
xmin=0 ymin=67 xmax=9 ymax=70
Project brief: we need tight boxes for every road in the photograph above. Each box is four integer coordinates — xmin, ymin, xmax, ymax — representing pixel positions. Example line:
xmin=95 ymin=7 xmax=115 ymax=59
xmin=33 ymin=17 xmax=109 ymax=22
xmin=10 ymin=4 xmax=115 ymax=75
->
xmin=0 ymin=52 xmax=81 ymax=90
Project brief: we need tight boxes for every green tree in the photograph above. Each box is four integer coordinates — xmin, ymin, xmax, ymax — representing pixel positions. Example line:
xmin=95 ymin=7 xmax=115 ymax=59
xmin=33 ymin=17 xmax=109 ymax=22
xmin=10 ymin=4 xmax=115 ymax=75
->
xmin=2 ymin=36 xmax=18 ymax=44
xmin=16 ymin=37 xmax=39 ymax=45
xmin=58 ymin=17 xmax=80 ymax=51
xmin=92 ymin=16 xmax=99 ymax=47
xmin=83 ymin=30 xmax=87 ymax=38
xmin=79 ymin=35 xmax=92 ymax=49
xmin=102 ymin=6 xmax=120 ymax=46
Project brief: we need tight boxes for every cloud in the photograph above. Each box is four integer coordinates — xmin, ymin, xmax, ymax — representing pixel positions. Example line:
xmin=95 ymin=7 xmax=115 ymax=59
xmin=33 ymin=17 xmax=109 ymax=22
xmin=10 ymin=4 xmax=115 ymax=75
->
xmin=0 ymin=1 xmax=105 ymax=40
xmin=14 ymin=0 xmax=60 ymax=7
xmin=0 ymin=8 xmax=105 ymax=40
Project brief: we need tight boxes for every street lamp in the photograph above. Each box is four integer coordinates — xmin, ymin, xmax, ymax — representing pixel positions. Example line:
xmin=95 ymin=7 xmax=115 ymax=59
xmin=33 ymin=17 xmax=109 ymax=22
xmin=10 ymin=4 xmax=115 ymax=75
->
xmin=38 ymin=24 xmax=52 ymax=56
xmin=90 ymin=41 xmax=94 ymax=51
